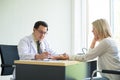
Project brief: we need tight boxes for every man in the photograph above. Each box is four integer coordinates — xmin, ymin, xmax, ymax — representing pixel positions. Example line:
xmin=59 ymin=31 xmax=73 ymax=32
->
xmin=10 ymin=21 xmax=61 ymax=80
xmin=18 ymin=21 xmax=57 ymax=60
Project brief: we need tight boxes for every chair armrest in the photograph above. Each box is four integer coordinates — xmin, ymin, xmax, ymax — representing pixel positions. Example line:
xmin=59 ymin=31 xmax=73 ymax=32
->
xmin=1 ymin=64 xmax=16 ymax=67
xmin=102 ymin=70 xmax=120 ymax=74
xmin=90 ymin=69 xmax=120 ymax=80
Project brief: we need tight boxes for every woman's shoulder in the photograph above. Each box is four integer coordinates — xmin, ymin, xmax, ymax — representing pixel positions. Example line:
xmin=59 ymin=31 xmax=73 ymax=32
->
xmin=102 ymin=37 xmax=113 ymax=42
xmin=102 ymin=37 xmax=116 ymax=46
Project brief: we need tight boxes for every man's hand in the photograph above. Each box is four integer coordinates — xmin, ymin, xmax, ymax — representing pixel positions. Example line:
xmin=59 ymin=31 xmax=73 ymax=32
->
xmin=35 ymin=52 xmax=50 ymax=60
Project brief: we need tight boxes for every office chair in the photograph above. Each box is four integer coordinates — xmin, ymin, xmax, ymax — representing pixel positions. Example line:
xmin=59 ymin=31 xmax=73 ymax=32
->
xmin=0 ymin=44 xmax=19 ymax=75
xmin=85 ymin=69 xmax=120 ymax=80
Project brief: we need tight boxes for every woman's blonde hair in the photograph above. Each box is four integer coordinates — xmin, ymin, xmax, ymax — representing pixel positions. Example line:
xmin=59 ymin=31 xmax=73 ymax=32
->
xmin=92 ymin=19 xmax=112 ymax=39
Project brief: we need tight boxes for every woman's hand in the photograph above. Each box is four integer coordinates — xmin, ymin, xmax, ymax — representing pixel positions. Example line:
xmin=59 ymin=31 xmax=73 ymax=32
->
xmin=94 ymin=35 xmax=99 ymax=41
xmin=50 ymin=53 xmax=69 ymax=60
xmin=90 ymin=36 xmax=99 ymax=49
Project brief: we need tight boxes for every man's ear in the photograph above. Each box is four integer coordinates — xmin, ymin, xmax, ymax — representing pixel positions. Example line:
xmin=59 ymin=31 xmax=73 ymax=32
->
xmin=33 ymin=28 xmax=35 ymax=32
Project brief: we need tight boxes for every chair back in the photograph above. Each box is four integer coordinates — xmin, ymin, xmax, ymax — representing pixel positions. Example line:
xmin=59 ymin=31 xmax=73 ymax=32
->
xmin=0 ymin=44 xmax=19 ymax=75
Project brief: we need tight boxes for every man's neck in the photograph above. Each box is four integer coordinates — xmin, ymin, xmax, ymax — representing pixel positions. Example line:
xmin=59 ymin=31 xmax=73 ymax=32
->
xmin=32 ymin=33 xmax=38 ymax=41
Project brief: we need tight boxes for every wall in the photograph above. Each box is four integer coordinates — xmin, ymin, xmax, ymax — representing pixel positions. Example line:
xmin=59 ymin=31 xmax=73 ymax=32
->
xmin=0 ymin=0 xmax=72 ymax=53
xmin=0 ymin=0 xmax=72 ymax=79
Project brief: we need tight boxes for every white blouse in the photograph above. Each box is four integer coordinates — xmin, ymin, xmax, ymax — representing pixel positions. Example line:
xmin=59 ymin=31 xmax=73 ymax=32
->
xmin=69 ymin=37 xmax=120 ymax=80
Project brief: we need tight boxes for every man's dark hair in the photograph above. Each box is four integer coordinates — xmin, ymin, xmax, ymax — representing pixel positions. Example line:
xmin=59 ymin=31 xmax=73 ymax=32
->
xmin=34 ymin=21 xmax=48 ymax=31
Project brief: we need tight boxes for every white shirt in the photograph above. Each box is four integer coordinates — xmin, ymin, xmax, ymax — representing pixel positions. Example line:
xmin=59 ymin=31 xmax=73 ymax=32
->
xmin=18 ymin=34 xmax=57 ymax=60
xmin=69 ymin=37 xmax=120 ymax=80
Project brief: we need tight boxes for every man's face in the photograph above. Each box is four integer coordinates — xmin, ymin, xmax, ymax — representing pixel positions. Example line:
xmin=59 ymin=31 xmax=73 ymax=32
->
xmin=33 ymin=25 xmax=47 ymax=41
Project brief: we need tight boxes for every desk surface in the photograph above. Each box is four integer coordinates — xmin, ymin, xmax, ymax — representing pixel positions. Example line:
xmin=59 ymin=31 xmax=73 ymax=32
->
xmin=14 ymin=60 xmax=80 ymax=66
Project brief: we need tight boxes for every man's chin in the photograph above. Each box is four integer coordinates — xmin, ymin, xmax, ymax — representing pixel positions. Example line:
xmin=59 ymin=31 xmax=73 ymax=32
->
xmin=39 ymin=38 xmax=43 ymax=41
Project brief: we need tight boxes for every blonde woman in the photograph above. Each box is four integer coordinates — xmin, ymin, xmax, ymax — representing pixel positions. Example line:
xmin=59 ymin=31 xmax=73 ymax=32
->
xmin=51 ymin=19 xmax=120 ymax=80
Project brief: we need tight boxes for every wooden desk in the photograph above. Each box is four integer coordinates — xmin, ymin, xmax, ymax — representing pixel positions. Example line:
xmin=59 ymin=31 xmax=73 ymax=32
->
xmin=14 ymin=60 xmax=86 ymax=80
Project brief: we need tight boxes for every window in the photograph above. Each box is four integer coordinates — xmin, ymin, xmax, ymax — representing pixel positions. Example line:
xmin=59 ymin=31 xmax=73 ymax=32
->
xmin=112 ymin=0 xmax=120 ymax=53
xmin=72 ymin=0 xmax=120 ymax=56
xmin=87 ymin=0 xmax=120 ymax=54
xmin=72 ymin=0 xmax=111 ymax=54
